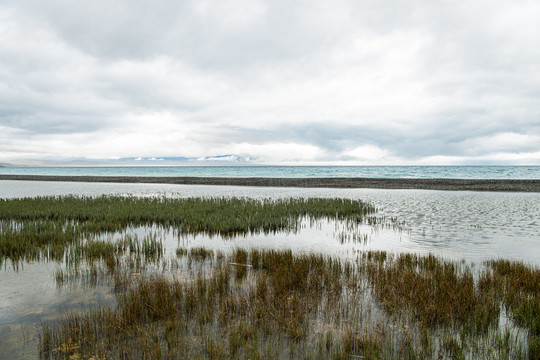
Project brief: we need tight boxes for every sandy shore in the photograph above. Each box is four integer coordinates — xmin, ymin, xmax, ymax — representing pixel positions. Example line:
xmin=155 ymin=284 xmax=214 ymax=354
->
xmin=1 ymin=174 xmax=540 ymax=192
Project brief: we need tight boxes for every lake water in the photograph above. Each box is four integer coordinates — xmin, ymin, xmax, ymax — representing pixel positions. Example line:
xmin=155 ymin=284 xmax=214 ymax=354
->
xmin=1 ymin=180 xmax=539 ymax=358
xmin=1 ymin=165 xmax=540 ymax=179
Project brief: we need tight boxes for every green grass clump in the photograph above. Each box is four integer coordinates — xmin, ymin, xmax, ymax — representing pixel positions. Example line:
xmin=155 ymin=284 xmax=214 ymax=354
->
xmin=0 ymin=196 xmax=375 ymax=232
xmin=365 ymin=252 xmax=500 ymax=332
xmin=189 ymin=247 xmax=214 ymax=261
xmin=0 ymin=196 xmax=375 ymax=265
xmin=485 ymin=259 xmax=540 ymax=359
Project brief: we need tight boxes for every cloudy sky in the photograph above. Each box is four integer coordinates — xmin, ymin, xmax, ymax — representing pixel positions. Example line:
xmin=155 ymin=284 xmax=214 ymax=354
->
xmin=1 ymin=0 xmax=539 ymax=165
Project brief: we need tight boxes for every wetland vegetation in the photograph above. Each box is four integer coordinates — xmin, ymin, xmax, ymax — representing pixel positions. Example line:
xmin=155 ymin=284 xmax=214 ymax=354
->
xmin=0 ymin=195 xmax=375 ymax=266
xmin=0 ymin=196 xmax=538 ymax=359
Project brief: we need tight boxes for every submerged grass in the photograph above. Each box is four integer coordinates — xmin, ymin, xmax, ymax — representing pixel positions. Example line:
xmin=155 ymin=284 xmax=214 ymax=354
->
xmin=40 ymin=248 xmax=539 ymax=359
xmin=485 ymin=259 xmax=540 ymax=359
xmin=365 ymin=252 xmax=500 ymax=331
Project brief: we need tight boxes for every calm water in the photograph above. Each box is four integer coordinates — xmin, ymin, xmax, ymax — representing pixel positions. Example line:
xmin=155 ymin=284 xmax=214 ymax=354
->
xmin=1 ymin=165 xmax=540 ymax=179
xmin=1 ymin=180 xmax=539 ymax=358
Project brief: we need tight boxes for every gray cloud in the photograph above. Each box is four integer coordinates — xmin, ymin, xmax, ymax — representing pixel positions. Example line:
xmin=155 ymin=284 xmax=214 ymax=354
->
xmin=1 ymin=0 xmax=539 ymax=164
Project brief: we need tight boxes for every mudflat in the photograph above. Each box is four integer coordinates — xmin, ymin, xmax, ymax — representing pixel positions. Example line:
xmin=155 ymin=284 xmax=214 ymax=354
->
xmin=1 ymin=174 xmax=540 ymax=192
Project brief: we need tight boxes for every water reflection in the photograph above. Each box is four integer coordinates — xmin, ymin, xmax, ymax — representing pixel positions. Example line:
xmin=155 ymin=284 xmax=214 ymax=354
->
xmin=0 ymin=262 xmax=116 ymax=359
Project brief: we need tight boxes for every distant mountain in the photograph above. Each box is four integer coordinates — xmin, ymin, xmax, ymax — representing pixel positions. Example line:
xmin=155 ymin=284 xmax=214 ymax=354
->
xmin=195 ymin=155 xmax=253 ymax=162
xmin=1 ymin=155 xmax=256 ymax=167
xmin=122 ymin=156 xmax=190 ymax=163
xmin=113 ymin=155 xmax=254 ymax=164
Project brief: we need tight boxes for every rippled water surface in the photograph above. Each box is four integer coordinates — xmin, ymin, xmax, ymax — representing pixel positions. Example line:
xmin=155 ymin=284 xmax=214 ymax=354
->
xmin=2 ymin=165 xmax=540 ymax=179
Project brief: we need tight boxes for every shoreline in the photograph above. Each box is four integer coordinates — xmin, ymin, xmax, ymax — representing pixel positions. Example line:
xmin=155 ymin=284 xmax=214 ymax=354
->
xmin=1 ymin=174 xmax=540 ymax=192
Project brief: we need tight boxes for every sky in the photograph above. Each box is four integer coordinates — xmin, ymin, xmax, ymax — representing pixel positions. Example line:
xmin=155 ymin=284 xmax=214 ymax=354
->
xmin=1 ymin=0 xmax=539 ymax=165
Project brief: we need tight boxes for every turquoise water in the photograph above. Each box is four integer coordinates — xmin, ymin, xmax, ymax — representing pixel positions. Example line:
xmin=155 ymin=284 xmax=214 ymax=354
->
xmin=1 ymin=165 xmax=539 ymax=179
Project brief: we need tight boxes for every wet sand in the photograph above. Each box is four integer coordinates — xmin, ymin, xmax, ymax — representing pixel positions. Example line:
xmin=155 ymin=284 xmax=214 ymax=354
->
xmin=1 ymin=174 xmax=539 ymax=192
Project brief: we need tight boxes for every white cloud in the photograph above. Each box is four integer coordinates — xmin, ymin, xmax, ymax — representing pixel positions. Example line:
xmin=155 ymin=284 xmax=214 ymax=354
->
xmin=343 ymin=145 xmax=392 ymax=163
xmin=232 ymin=143 xmax=324 ymax=163
xmin=0 ymin=0 xmax=539 ymax=164
xmin=459 ymin=132 xmax=540 ymax=156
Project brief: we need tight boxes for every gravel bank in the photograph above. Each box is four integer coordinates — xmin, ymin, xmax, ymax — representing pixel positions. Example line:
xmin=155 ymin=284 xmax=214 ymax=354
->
xmin=1 ymin=175 xmax=540 ymax=192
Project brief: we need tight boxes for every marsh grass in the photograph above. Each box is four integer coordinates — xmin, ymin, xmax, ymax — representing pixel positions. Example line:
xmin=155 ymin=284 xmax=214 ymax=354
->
xmin=54 ymin=234 xmax=165 ymax=287
xmin=485 ymin=259 xmax=540 ymax=359
xmin=364 ymin=252 xmax=500 ymax=331
xmin=40 ymin=248 xmax=539 ymax=359
xmin=0 ymin=196 xmax=376 ymax=266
